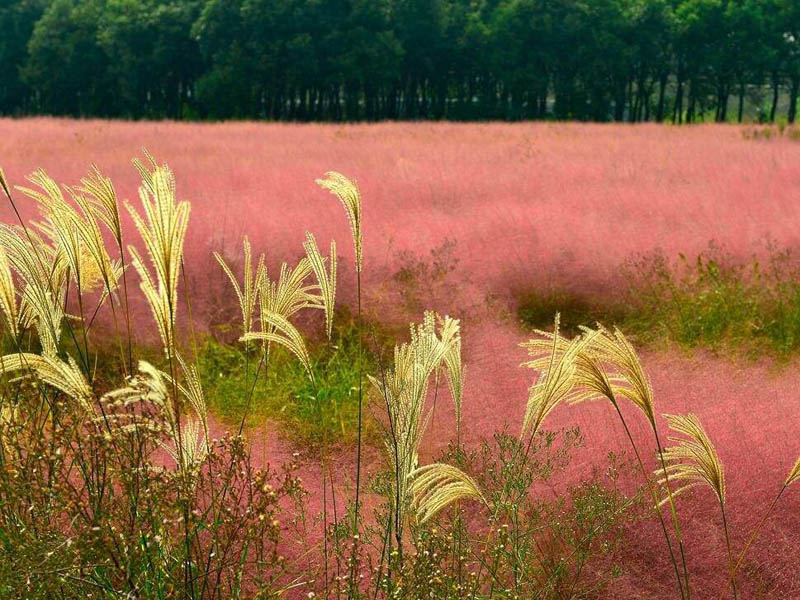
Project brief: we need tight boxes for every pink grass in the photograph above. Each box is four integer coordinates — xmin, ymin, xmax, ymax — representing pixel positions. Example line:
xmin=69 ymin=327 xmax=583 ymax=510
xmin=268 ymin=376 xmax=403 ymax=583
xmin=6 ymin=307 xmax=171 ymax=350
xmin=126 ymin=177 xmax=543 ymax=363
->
xmin=1 ymin=118 xmax=799 ymax=597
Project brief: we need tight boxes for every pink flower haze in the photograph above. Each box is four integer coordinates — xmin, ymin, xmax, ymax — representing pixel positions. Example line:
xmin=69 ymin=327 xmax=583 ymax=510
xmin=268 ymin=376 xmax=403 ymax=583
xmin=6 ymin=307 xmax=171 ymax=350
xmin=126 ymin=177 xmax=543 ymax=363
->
xmin=1 ymin=118 xmax=799 ymax=598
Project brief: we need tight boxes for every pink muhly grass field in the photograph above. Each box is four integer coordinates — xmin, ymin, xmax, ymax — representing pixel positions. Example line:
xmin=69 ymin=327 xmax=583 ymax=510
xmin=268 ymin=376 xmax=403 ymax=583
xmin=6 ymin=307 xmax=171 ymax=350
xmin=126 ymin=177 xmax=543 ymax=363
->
xmin=1 ymin=118 xmax=799 ymax=597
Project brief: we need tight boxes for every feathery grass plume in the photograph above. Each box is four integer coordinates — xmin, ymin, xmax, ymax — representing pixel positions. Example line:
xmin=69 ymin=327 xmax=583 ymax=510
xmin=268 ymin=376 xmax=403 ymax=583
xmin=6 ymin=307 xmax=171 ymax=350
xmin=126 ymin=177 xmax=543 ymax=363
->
xmin=661 ymin=413 xmax=734 ymax=597
xmin=101 ymin=359 xmax=175 ymax=431
xmin=132 ymin=148 xmax=160 ymax=194
xmin=162 ymin=354 xmax=209 ymax=438
xmin=125 ymin=159 xmax=190 ymax=357
xmin=66 ymin=186 xmax=120 ymax=294
xmin=524 ymin=324 xmax=658 ymax=420
xmin=75 ymin=165 xmax=123 ymax=240
xmin=438 ymin=315 xmax=463 ymax=436
xmin=591 ymin=327 xmax=657 ymax=427
xmin=525 ymin=325 xmax=690 ymax=600
xmin=303 ymin=232 xmax=337 ymax=339
xmin=242 ymin=311 xmax=314 ymax=382
xmin=658 ymin=413 xmax=725 ymax=505
xmin=18 ymin=169 xmax=103 ymax=294
xmin=520 ymin=315 xmax=598 ymax=439
xmin=0 ymin=353 xmax=94 ymax=413
xmin=369 ymin=343 xmax=422 ymax=518
xmin=368 ymin=311 xmax=460 ymax=517
xmin=786 ymin=457 xmax=800 ymax=487
xmin=316 ymin=172 xmax=362 ymax=272
xmin=525 ymin=324 xmax=658 ymax=427
xmin=258 ymin=257 xmax=317 ymax=324
xmin=0 ymin=167 xmax=10 ymax=200
xmin=409 ymin=311 xmax=454 ymax=389
xmin=524 ymin=327 xmax=609 ymax=401
xmin=408 ymin=463 xmax=487 ymax=523
xmin=159 ymin=416 xmax=208 ymax=481
xmin=214 ymin=237 xmax=265 ymax=338
xmin=0 ymin=224 xmax=67 ymax=355
xmin=0 ymin=246 xmax=26 ymax=339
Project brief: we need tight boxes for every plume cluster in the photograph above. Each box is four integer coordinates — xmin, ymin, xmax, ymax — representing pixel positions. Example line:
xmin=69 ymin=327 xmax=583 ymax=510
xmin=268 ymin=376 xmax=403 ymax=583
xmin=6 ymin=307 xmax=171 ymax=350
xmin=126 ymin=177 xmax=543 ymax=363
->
xmin=408 ymin=463 xmax=486 ymax=524
xmin=659 ymin=413 xmax=726 ymax=505
xmin=316 ymin=172 xmax=362 ymax=272
xmin=522 ymin=322 xmax=657 ymax=430
xmin=0 ymin=352 xmax=94 ymax=413
xmin=0 ymin=225 xmax=67 ymax=355
xmin=370 ymin=311 xmax=473 ymax=522
xmin=103 ymin=359 xmax=209 ymax=480
xmin=520 ymin=315 xmax=599 ymax=439
xmin=126 ymin=154 xmax=190 ymax=357
xmin=221 ymin=230 xmax=338 ymax=382
xmin=214 ymin=237 xmax=264 ymax=338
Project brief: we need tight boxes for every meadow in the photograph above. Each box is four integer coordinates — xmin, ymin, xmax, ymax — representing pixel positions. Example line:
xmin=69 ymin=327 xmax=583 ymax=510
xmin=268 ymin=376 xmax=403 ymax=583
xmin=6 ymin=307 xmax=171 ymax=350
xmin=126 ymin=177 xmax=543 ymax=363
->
xmin=0 ymin=118 xmax=798 ymax=599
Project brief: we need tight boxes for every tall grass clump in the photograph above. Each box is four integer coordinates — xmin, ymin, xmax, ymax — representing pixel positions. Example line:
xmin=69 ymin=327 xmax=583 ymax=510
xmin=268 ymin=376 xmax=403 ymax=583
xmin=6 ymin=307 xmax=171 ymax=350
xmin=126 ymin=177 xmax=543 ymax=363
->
xmin=520 ymin=243 xmax=800 ymax=358
xmin=0 ymin=158 xmax=307 ymax=599
xmin=0 ymin=159 xmax=797 ymax=600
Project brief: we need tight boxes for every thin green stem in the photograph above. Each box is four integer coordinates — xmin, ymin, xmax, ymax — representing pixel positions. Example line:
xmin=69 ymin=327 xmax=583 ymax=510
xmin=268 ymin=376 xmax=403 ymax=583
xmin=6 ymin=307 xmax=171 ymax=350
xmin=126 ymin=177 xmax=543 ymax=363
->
xmin=614 ymin=404 xmax=685 ymax=600
xmin=717 ymin=485 xmax=786 ymax=600
xmin=720 ymin=502 xmax=737 ymax=600
xmin=654 ymin=426 xmax=691 ymax=600
xmin=348 ymin=269 xmax=363 ymax=598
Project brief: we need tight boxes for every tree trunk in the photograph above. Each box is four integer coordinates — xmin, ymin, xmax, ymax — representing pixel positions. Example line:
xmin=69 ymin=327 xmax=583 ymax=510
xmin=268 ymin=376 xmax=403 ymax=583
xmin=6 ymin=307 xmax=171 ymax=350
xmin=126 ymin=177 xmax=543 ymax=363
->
xmin=674 ymin=76 xmax=684 ymax=124
xmin=719 ymin=86 xmax=728 ymax=122
xmin=656 ymin=73 xmax=667 ymax=122
xmin=770 ymin=71 xmax=779 ymax=122
xmin=788 ymin=75 xmax=798 ymax=124
xmin=737 ymin=81 xmax=745 ymax=123
xmin=687 ymin=79 xmax=696 ymax=123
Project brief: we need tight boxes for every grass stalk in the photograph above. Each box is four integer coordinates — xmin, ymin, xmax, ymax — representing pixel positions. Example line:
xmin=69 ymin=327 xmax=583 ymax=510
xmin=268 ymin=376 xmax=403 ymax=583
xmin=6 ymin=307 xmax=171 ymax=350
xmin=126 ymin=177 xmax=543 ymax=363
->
xmin=717 ymin=485 xmax=786 ymax=600
xmin=614 ymin=404 xmax=686 ymax=600
xmin=654 ymin=427 xmax=692 ymax=600
xmin=720 ymin=502 xmax=737 ymax=600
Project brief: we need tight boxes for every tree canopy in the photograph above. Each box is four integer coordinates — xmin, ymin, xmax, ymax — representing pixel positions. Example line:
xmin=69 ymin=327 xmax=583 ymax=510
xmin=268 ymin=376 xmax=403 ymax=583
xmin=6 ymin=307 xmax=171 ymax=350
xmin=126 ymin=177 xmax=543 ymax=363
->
xmin=1 ymin=0 xmax=798 ymax=122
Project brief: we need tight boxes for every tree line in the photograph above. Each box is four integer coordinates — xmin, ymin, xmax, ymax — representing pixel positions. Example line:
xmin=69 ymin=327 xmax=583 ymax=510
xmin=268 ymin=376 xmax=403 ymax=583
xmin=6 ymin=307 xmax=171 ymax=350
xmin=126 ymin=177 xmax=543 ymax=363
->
xmin=1 ymin=0 xmax=798 ymax=123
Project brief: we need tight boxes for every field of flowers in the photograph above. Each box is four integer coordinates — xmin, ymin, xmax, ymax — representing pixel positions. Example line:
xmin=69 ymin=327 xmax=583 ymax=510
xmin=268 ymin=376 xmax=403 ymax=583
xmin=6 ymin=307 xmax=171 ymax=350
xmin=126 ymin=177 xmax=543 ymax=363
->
xmin=0 ymin=118 xmax=798 ymax=598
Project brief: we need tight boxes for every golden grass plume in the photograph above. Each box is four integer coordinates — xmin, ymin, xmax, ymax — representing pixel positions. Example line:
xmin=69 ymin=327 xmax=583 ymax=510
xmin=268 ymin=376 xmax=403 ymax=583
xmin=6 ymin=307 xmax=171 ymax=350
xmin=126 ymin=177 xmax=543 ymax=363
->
xmin=659 ymin=413 xmax=725 ymax=505
xmin=316 ymin=172 xmax=362 ymax=272
xmin=408 ymin=463 xmax=487 ymax=523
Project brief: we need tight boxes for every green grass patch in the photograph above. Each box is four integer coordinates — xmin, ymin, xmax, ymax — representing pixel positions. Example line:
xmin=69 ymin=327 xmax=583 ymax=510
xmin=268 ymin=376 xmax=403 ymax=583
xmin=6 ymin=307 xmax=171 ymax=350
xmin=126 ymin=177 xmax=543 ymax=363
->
xmin=200 ymin=311 xmax=391 ymax=447
xmin=519 ymin=243 xmax=800 ymax=357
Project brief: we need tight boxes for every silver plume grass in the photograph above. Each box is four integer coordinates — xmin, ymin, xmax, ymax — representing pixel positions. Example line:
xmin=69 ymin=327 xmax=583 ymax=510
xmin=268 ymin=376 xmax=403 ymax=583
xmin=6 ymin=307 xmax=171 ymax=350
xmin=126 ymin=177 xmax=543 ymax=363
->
xmin=0 ymin=353 xmax=94 ymax=413
xmin=316 ymin=172 xmax=362 ymax=272
xmin=303 ymin=232 xmax=337 ymax=340
xmin=520 ymin=314 xmax=598 ymax=439
xmin=242 ymin=311 xmax=314 ymax=383
xmin=125 ymin=160 xmax=190 ymax=358
xmin=214 ymin=237 xmax=265 ymax=338
xmin=659 ymin=413 xmax=726 ymax=505
xmin=408 ymin=463 xmax=486 ymax=523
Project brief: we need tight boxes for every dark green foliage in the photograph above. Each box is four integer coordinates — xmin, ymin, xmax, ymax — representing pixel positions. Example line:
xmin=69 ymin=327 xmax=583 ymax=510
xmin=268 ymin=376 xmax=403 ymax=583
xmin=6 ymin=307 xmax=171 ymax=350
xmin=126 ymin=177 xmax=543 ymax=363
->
xmin=0 ymin=0 xmax=799 ymax=122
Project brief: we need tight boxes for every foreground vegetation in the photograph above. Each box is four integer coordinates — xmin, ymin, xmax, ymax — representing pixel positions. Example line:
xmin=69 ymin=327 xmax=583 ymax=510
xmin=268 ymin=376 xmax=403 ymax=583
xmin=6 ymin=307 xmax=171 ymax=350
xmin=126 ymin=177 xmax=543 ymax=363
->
xmin=0 ymin=157 xmax=797 ymax=600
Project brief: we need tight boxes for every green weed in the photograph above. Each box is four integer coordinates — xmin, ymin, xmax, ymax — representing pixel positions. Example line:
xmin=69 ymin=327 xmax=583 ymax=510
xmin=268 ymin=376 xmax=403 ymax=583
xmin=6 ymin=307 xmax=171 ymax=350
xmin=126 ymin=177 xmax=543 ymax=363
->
xmin=201 ymin=311 xmax=388 ymax=446
xmin=519 ymin=243 xmax=800 ymax=357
